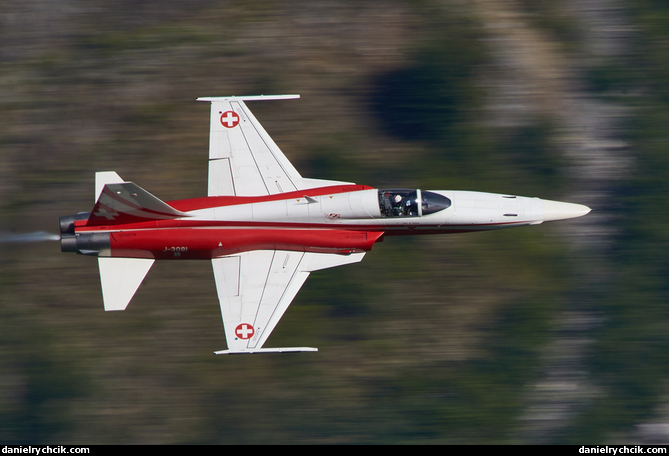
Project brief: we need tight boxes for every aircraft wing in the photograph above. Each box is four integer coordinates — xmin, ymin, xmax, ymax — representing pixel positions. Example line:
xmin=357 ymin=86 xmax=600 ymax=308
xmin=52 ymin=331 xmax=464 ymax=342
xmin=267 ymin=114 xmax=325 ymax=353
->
xmin=197 ymin=95 xmax=352 ymax=197
xmin=212 ymin=250 xmax=365 ymax=354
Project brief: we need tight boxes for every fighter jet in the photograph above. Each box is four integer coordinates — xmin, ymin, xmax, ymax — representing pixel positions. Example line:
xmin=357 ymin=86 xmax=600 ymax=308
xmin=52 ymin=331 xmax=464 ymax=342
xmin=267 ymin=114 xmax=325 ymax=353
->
xmin=60 ymin=95 xmax=590 ymax=354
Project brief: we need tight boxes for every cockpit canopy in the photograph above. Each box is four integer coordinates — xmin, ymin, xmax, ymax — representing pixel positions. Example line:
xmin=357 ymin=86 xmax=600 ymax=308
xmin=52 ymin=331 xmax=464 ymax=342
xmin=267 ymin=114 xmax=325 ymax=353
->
xmin=378 ymin=189 xmax=451 ymax=218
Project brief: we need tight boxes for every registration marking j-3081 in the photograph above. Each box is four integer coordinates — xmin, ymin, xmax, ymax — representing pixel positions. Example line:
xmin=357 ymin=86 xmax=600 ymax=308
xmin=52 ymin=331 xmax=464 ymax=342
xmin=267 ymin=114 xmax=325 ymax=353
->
xmin=163 ymin=246 xmax=188 ymax=257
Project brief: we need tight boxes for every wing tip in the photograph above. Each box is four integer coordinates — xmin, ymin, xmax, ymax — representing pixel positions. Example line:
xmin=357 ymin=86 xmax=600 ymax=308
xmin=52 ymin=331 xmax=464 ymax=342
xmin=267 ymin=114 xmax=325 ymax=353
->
xmin=214 ymin=347 xmax=318 ymax=355
xmin=197 ymin=94 xmax=300 ymax=102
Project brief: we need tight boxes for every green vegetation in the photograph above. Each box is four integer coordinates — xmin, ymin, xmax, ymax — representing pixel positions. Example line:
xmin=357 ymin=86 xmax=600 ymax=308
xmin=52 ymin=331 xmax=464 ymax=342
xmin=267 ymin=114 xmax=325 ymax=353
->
xmin=0 ymin=0 xmax=666 ymax=444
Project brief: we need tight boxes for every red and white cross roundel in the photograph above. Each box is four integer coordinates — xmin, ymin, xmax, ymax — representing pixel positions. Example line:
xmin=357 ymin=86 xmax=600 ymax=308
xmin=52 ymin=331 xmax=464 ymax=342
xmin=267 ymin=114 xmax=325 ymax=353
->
xmin=235 ymin=323 xmax=255 ymax=340
xmin=220 ymin=110 xmax=240 ymax=128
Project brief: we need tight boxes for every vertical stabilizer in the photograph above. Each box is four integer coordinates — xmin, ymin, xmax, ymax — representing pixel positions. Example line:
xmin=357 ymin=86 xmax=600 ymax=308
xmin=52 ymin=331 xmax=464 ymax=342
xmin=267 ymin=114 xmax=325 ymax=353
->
xmin=98 ymin=257 xmax=154 ymax=311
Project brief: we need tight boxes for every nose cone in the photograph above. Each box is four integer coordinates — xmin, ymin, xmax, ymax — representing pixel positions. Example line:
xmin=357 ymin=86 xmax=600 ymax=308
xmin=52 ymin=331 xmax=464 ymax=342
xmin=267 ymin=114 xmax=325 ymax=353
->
xmin=542 ymin=199 xmax=591 ymax=222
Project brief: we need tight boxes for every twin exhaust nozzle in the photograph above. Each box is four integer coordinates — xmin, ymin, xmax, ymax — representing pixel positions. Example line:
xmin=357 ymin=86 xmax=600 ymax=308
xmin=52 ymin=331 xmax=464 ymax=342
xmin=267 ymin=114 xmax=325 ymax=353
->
xmin=59 ymin=212 xmax=109 ymax=255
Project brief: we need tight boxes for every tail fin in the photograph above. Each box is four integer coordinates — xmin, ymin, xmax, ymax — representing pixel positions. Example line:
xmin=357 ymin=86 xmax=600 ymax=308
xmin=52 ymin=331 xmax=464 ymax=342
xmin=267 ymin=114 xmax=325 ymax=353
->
xmin=87 ymin=171 xmax=188 ymax=226
xmin=98 ymin=257 xmax=154 ymax=311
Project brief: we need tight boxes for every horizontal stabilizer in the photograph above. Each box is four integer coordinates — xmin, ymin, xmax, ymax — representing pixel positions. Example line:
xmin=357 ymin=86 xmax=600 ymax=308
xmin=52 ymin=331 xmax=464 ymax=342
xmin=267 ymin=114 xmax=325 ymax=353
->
xmin=214 ymin=347 xmax=318 ymax=355
xmin=95 ymin=171 xmax=125 ymax=202
xmin=98 ymin=257 xmax=154 ymax=311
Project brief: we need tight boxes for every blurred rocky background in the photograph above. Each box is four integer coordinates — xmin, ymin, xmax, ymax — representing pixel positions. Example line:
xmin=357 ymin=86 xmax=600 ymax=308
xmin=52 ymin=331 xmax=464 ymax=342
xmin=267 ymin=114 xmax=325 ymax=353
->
xmin=1 ymin=0 xmax=668 ymax=444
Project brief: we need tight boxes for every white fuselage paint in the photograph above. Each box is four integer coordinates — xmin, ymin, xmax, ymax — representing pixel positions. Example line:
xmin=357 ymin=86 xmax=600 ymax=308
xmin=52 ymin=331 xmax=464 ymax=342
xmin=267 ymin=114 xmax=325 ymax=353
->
xmin=186 ymin=189 xmax=550 ymax=233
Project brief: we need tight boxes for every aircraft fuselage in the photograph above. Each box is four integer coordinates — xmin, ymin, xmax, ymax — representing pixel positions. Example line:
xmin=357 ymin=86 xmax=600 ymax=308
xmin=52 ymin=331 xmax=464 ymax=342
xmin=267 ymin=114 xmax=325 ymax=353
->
xmin=62 ymin=184 xmax=589 ymax=260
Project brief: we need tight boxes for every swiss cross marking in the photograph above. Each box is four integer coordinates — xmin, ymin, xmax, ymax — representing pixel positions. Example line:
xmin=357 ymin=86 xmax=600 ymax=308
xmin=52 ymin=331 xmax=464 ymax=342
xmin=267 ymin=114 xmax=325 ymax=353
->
xmin=220 ymin=111 xmax=240 ymax=128
xmin=94 ymin=207 xmax=118 ymax=220
xmin=235 ymin=323 xmax=254 ymax=340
